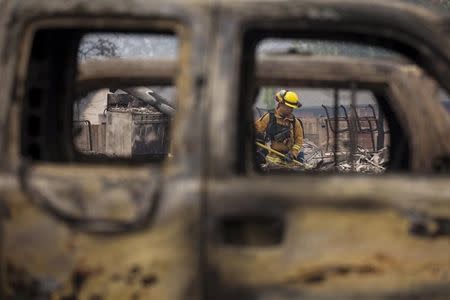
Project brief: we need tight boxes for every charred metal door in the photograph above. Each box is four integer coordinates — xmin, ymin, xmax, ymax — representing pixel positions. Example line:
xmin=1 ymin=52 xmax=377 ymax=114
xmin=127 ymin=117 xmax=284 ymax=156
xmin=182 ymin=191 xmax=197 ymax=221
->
xmin=0 ymin=7 xmax=209 ymax=299
xmin=204 ymin=2 xmax=450 ymax=299
xmin=205 ymin=177 xmax=450 ymax=300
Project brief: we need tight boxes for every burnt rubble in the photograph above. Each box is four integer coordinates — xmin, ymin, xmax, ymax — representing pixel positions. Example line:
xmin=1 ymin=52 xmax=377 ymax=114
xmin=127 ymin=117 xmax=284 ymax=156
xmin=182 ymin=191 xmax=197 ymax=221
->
xmin=262 ymin=139 xmax=388 ymax=173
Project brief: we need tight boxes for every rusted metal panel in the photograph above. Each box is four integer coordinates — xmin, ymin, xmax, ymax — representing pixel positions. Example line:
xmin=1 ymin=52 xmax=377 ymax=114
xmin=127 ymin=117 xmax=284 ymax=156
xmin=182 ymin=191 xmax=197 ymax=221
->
xmin=1 ymin=165 xmax=202 ymax=299
xmin=78 ymin=58 xmax=176 ymax=90
xmin=0 ymin=1 xmax=208 ymax=299
xmin=77 ymin=56 xmax=415 ymax=87
xmin=205 ymin=176 xmax=450 ymax=299
xmin=3 ymin=180 xmax=201 ymax=299
xmin=207 ymin=208 xmax=450 ymax=299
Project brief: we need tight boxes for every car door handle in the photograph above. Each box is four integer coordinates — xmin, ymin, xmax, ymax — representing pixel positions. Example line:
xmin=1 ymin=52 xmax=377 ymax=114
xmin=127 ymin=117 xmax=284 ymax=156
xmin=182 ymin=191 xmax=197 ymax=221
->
xmin=217 ymin=215 xmax=285 ymax=246
xmin=408 ymin=215 xmax=450 ymax=238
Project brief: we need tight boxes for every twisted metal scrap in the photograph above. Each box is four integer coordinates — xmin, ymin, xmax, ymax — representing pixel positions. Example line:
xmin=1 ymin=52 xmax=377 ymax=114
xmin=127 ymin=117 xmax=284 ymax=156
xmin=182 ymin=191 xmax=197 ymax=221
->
xmin=262 ymin=139 xmax=388 ymax=173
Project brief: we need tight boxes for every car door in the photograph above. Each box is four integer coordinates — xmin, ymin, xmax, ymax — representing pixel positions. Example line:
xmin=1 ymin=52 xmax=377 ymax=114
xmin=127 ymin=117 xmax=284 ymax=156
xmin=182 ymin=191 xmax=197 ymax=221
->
xmin=0 ymin=2 xmax=211 ymax=299
xmin=205 ymin=1 xmax=450 ymax=299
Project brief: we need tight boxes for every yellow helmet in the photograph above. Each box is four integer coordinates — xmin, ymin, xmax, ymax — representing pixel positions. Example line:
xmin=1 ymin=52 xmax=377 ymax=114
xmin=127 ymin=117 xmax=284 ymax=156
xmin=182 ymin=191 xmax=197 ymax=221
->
xmin=275 ymin=89 xmax=301 ymax=109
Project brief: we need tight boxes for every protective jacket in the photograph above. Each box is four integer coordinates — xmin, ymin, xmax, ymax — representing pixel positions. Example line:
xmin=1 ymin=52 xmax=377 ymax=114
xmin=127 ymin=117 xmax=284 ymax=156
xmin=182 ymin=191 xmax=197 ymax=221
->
xmin=255 ymin=108 xmax=303 ymax=157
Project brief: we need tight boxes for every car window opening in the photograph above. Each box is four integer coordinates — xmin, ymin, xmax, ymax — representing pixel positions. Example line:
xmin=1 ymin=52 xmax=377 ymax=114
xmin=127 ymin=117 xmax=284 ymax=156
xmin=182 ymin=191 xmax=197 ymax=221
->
xmin=241 ymin=37 xmax=449 ymax=174
xmin=254 ymin=85 xmax=391 ymax=174
xmin=73 ymin=33 xmax=179 ymax=163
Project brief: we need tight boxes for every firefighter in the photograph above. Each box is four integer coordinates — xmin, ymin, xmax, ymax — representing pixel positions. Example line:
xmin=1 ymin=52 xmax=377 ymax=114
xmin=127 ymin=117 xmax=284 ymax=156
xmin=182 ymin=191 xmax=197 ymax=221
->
xmin=255 ymin=89 xmax=304 ymax=166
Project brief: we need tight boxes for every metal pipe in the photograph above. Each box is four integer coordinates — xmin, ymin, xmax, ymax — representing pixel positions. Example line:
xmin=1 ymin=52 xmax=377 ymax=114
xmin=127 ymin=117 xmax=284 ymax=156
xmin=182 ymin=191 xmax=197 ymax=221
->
xmin=333 ymin=88 xmax=339 ymax=170
xmin=121 ymin=87 xmax=176 ymax=116
xmin=350 ymin=82 xmax=358 ymax=172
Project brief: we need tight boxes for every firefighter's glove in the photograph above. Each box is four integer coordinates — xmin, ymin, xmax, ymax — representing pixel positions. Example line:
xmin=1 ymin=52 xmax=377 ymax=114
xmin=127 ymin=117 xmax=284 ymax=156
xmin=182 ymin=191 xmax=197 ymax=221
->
xmin=255 ymin=133 xmax=266 ymax=144
xmin=284 ymin=151 xmax=295 ymax=162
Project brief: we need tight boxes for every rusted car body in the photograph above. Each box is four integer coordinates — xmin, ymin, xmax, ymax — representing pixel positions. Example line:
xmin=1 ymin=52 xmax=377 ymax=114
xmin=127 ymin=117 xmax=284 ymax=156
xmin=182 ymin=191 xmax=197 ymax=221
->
xmin=0 ymin=0 xmax=449 ymax=299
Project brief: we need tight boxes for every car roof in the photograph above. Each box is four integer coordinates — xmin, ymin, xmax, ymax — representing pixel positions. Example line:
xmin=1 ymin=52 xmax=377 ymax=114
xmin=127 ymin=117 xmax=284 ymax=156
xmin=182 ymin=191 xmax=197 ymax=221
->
xmin=1 ymin=0 xmax=447 ymax=24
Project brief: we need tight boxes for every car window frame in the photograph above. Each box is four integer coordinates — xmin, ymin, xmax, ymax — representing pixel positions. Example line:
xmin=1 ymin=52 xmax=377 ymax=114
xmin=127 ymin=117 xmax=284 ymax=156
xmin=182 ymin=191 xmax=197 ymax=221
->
xmin=205 ymin=2 xmax=450 ymax=178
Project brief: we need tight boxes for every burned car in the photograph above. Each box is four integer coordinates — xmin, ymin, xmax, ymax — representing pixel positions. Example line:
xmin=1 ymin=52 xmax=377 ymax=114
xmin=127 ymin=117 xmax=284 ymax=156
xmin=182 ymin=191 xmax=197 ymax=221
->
xmin=0 ymin=0 xmax=450 ymax=299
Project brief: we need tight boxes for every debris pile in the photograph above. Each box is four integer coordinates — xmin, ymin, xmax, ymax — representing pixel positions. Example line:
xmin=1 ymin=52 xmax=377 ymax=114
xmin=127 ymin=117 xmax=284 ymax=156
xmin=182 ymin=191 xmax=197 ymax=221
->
xmin=108 ymin=106 xmax=162 ymax=114
xmin=334 ymin=146 xmax=387 ymax=173
xmin=303 ymin=139 xmax=388 ymax=173
xmin=260 ymin=139 xmax=388 ymax=173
